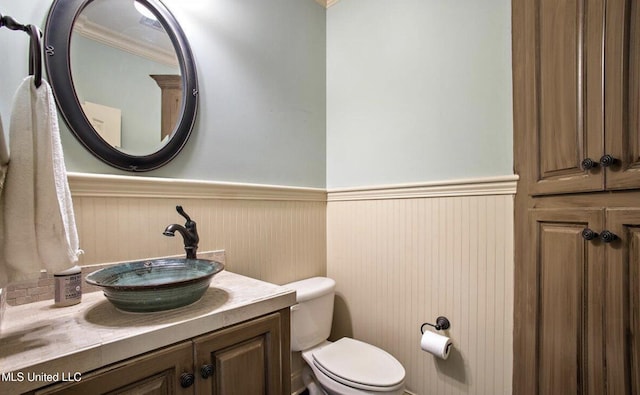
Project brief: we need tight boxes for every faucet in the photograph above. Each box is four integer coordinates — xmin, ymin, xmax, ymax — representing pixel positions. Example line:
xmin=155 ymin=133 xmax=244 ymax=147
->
xmin=163 ymin=206 xmax=199 ymax=259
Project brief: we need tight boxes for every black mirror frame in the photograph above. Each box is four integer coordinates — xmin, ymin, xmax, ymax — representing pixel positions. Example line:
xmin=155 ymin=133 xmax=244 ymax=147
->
xmin=44 ymin=0 xmax=198 ymax=172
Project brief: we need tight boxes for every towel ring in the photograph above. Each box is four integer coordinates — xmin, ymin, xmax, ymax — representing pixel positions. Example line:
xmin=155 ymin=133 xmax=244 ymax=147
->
xmin=28 ymin=24 xmax=42 ymax=88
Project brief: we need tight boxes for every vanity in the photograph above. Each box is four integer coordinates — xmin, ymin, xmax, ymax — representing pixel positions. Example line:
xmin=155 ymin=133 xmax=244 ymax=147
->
xmin=0 ymin=271 xmax=295 ymax=395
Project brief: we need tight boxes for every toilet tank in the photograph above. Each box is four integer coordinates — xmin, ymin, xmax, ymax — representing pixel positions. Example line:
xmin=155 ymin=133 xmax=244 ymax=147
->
xmin=284 ymin=277 xmax=335 ymax=352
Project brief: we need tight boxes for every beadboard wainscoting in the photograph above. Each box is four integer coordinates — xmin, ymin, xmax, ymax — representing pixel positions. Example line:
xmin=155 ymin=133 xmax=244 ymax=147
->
xmin=69 ymin=173 xmax=327 ymax=285
xmin=327 ymin=176 xmax=516 ymax=395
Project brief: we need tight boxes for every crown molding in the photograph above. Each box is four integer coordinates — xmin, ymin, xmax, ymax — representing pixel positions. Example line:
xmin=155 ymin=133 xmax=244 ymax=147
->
xmin=67 ymin=172 xmax=327 ymax=202
xmin=73 ymin=15 xmax=178 ymax=68
xmin=327 ymin=175 xmax=519 ymax=201
xmin=314 ymin=0 xmax=341 ymax=8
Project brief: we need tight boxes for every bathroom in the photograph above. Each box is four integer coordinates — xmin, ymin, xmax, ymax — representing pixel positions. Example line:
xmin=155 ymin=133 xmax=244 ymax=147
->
xmin=0 ymin=0 xmax=515 ymax=394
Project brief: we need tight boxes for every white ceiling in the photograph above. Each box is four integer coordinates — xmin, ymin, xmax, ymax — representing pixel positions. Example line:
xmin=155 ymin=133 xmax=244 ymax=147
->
xmin=79 ymin=0 xmax=174 ymax=53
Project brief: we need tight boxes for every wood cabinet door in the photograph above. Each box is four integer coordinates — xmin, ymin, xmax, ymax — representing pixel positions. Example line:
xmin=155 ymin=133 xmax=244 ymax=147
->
xmin=518 ymin=209 xmax=606 ymax=395
xmin=150 ymin=74 xmax=183 ymax=141
xmin=605 ymin=0 xmax=640 ymax=190
xmin=524 ymin=0 xmax=605 ymax=195
xmin=193 ymin=313 xmax=283 ymax=395
xmin=604 ymin=209 xmax=640 ymax=394
xmin=34 ymin=342 xmax=194 ymax=395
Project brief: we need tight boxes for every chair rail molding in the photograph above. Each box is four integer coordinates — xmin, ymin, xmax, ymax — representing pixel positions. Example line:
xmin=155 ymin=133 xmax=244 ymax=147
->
xmin=327 ymin=175 xmax=519 ymax=201
xmin=67 ymin=172 xmax=327 ymax=202
xmin=67 ymin=173 xmax=518 ymax=202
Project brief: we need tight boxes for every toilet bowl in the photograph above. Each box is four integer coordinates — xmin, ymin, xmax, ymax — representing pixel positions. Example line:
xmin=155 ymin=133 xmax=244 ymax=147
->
xmin=285 ymin=277 xmax=405 ymax=395
xmin=302 ymin=339 xmax=405 ymax=395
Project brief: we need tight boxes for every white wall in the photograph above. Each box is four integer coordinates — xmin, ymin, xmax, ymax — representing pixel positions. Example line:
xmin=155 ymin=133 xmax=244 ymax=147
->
xmin=0 ymin=0 xmax=326 ymax=187
xmin=326 ymin=0 xmax=513 ymax=188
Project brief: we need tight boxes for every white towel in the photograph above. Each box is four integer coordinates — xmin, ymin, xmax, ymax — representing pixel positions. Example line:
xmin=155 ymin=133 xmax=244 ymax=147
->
xmin=0 ymin=112 xmax=8 ymax=167
xmin=0 ymin=114 xmax=7 ymax=281
xmin=0 ymin=113 xmax=8 ymax=191
xmin=0 ymin=76 xmax=81 ymax=287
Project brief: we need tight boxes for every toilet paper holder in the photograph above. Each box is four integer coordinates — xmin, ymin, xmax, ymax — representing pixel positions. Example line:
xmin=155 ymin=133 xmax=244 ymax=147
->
xmin=420 ymin=316 xmax=450 ymax=333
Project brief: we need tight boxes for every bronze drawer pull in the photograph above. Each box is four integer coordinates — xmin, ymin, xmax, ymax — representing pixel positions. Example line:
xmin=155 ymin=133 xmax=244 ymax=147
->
xmin=201 ymin=364 xmax=214 ymax=379
xmin=180 ymin=372 xmax=195 ymax=388
xmin=599 ymin=154 xmax=618 ymax=167
xmin=581 ymin=158 xmax=598 ymax=170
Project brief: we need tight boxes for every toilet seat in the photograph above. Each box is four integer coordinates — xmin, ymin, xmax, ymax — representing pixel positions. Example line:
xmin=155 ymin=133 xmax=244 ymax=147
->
xmin=311 ymin=338 xmax=405 ymax=391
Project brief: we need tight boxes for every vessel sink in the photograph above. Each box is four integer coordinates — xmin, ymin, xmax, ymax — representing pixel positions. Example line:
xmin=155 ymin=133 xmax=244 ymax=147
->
xmin=85 ymin=258 xmax=225 ymax=313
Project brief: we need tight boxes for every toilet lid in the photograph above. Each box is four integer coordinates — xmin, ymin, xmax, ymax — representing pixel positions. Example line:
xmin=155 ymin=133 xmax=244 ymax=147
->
xmin=312 ymin=338 xmax=405 ymax=390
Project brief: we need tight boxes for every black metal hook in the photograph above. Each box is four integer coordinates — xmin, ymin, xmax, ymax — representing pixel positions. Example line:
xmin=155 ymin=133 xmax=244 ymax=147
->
xmin=421 ymin=316 xmax=451 ymax=333
xmin=0 ymin=13 xmax=43 ymax=88
xmin=0 ymin=13 xmax=29 ymax=33
xmin=28 ymin=24 xmax=42 ymax=87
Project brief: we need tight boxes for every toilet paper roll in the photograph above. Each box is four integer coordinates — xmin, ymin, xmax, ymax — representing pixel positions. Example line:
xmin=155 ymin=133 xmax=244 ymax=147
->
xmin=421 ymin=330 xmax=453 ymax=360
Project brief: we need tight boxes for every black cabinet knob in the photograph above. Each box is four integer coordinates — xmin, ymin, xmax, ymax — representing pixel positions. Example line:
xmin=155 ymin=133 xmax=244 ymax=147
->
xmin=201 ymin=364 xmax=214 ymax=379
xmin=180 ymin=372 xmax=195 ymax=388
xmin=600 ymin=230 xmax=618 ymax=243
xmin=581 ymin=158 xmax=598 ymax=170
xmin=599 ymin=154 xmax=618 ymax=167
xmin=581 ymin=228 xmax=599 ymax=241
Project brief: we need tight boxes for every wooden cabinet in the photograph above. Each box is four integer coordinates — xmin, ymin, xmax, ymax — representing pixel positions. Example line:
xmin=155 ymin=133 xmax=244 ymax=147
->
xmin=514 ymin=0 xmax=640 ymax=393
xmin=605 ymin=0 xmax=640 ymax=190
xmin=604 ymin=209 xmax=640 ymax=394
xmin=34 ymin=342 xmax=194 ymax=395
xmin=150 ymin=74 xmax=183 ymax=141
xmin=518 ymin=207 xmax=640 ymax=394
xmin=520 ymin=0 xmax=640 ymax=196
xmin=522 ymin=0 xmax=605 ymax=196
xmin=524 ymin=209 xmax=606 ymax=394
xmin=194 ymin=312 xmax=286 ymax=395
xmin=30 ymin=309 xmax=290 ymax=395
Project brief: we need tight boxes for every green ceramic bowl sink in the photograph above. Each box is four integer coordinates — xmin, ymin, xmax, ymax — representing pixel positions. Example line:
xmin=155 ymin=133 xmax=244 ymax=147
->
xmin=85 ymin=258 xmax=225 ymax=313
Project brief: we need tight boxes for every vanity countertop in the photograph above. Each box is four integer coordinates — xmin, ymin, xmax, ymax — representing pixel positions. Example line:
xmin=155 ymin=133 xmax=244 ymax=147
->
xmin=0 ymin=271 xmax=296 ymax=394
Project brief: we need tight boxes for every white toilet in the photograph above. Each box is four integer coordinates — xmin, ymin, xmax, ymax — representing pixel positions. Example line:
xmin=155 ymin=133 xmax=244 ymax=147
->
xmin=285 ymin=277 xmax=405 ymax=395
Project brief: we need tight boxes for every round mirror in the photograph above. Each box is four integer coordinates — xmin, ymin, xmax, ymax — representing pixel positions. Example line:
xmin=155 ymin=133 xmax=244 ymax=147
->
xmin=44 ymin=0 xmax=198 ymax=171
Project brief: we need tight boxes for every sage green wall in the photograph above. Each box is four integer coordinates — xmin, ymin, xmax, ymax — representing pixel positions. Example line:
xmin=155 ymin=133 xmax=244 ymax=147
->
xmin=2 ymin=0 xmax=512 ymax=189
xmin=0 ymin=0 xmax=326 ymax=187
xmin=326 ymin=0 xmax=513 ymax=188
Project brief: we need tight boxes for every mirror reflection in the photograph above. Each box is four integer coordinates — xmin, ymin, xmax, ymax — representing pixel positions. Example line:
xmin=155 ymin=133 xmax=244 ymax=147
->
xmin=70 ymin=0 xmax=182 ymax=156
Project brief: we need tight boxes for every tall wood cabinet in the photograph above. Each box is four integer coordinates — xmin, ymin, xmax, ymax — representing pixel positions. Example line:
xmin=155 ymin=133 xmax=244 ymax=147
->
xmin=513 ymin=0 xmax=640 ymax=394
xmin=150 ymin=74 xmax=183 ymax=141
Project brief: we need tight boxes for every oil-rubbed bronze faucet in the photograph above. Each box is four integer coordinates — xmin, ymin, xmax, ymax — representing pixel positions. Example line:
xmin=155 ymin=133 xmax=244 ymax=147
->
xmin=163 ymin=206 xmax=199 ymax=259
